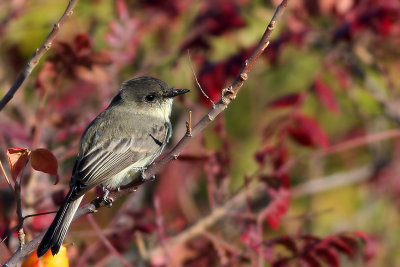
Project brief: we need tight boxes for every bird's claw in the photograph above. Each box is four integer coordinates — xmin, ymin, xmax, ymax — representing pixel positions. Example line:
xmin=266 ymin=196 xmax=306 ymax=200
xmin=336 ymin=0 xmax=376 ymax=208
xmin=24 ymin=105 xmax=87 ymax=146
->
xmin=99 ymin=187 xmax=113 ymax=208
xmin=104 ymin=197 xmax=113 ymax=208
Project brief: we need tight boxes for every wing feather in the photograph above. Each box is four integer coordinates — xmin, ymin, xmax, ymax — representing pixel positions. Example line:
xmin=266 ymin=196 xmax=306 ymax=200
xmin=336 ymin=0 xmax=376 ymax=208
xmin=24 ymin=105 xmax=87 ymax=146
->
xmin=70 ymin=116 xmax=169 ymax=199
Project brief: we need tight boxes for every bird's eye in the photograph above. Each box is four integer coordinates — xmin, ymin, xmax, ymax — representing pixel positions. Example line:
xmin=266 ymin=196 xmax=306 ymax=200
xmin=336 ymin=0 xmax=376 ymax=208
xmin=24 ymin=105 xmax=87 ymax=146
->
xmin=145 ymin=94 xmax=156 ymax=102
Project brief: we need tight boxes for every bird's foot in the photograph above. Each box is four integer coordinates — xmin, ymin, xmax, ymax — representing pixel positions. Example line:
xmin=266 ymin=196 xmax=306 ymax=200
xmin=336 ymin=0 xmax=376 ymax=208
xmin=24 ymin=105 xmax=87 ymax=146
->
xmin=99 ymin=186 xmax=113 ymax=208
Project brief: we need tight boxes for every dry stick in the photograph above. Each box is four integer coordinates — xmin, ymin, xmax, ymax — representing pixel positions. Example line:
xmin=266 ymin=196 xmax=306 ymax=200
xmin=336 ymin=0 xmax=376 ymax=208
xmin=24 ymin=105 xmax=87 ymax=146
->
xmin=0 ymin=0 xmax=79 ymax=111
xmin=15 ymin=182 xmax=25 ymax=248
xmin=2 ymin=1 xmax=288 ymax=266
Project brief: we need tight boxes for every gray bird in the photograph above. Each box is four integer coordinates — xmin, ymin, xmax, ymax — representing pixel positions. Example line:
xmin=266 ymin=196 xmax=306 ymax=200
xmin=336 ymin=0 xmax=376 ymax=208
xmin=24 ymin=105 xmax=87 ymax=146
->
xmin=37 ymin=76 xmax=189 ymax=257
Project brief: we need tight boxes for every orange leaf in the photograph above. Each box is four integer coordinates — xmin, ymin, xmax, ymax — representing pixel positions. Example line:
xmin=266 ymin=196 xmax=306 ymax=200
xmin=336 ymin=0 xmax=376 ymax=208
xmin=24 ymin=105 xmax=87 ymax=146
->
xmin=22 ymin=245 xmax=69 ymax=267
xmin=30 ymin=148 xmax=59 ymax=184
xmin=7 ymin=148 xmax=30 ymax=181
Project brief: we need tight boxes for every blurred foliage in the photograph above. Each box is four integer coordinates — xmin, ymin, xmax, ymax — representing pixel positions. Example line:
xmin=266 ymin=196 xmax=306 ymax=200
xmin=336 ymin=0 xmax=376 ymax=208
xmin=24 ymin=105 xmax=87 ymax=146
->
xmin=1 ymin=0 xmax=400 ymax=266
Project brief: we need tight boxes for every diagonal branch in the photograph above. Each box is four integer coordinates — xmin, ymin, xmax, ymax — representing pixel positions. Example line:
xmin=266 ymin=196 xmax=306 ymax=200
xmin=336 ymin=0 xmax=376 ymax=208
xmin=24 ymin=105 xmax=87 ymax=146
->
xmin=2 ymin=0 xmax=288 ymax=266
xmin=131 ymin=0 xmax=288 ymax=185
xmin=0 ymin=0 xmax=79 ymax=111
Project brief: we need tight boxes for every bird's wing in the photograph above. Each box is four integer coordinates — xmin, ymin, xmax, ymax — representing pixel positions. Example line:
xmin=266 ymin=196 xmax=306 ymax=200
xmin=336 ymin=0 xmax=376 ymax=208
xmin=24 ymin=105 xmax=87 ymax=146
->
xmin=70 ymin=121 xmax=169 ymax=199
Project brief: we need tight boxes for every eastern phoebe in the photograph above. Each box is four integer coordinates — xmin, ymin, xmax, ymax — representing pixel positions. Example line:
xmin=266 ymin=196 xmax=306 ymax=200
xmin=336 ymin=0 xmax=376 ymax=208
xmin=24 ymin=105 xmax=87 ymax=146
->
xmin=37 ymin=76 xmax=189 ymax=257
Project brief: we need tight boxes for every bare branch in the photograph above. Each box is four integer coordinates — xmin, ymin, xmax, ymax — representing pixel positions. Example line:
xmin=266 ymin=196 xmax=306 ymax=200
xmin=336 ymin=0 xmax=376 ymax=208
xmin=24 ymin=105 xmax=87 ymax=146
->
xmin=15 ymin=182 xmax=25 ymax=248
xmin=0 ymin=0 xmax=80 ymax=111
xmin=135 ymin=0 xmax=288 ymax=185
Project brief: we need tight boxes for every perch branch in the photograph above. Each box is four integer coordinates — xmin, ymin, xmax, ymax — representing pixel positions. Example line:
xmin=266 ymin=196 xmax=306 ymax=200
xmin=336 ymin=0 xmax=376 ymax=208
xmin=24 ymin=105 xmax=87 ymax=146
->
xmin=0 ymin=0 xmax=79 ymax=111
xmin=2 ymin=0 xmax=288 ymax=265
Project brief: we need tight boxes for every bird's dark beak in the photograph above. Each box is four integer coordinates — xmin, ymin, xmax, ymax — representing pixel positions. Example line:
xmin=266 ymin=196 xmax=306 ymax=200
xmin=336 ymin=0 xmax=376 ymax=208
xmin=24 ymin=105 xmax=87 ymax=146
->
xmin=164 ymin=88 xmax=190 ymax=98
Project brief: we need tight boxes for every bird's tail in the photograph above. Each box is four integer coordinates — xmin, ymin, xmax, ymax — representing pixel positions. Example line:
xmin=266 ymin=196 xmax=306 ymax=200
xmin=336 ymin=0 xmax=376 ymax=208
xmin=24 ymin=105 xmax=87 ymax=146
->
xmin=37 ymin=191 xmax=83 ymax=257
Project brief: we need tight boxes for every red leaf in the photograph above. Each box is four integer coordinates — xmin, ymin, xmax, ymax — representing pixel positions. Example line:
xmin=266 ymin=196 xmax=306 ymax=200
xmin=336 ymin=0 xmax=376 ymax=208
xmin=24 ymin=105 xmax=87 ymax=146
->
xmin=329 ymin=67 xmax=350 ymax=89
xmin=254 ymin=146 xmax=275 ymax=165
xmin=312 ymin=78 xmax=339 ymax=113
xmin=268 ymin=93 xmax=305 ymax=109
xmin=183 ymin=1 xmax=246 ymax=53
xmin=265 ymin=188 xmax=291 ymax=229
xmin=300 ymin=254 xmax=321 ymax=267
xmin=198 ymin=62 xmax=226 ymax=106
xmin=7 ymin=148 xmax=30 ymax=181
xmin=328 ymin=236 xmax=357 ymax=258
xmin=274 ymin=236 xmax=297 ymax=253
xmin=30 ymin=148 xmax=59 ymax=184
xmin=314 ymin=248 xmax=339 ymax=267
xmin=74 ymin=33 xmax=91 ymax=53
xmin=288 ymin=113 xmax=329 ymax=148
xmin=240 ymin=226 xmax=260 ymax=251
xmin=300 ymin=234 xmax=321 ymax=244
xmin=352 ymin=231 xmax=369 ymax=243
xmin=272 ymin=257 xmax=291 ymax=267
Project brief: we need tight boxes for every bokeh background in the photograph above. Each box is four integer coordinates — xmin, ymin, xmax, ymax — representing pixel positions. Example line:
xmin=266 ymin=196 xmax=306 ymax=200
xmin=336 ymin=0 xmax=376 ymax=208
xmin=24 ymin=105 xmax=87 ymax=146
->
xmin=1 ymin=0 xmax=400 ymax=266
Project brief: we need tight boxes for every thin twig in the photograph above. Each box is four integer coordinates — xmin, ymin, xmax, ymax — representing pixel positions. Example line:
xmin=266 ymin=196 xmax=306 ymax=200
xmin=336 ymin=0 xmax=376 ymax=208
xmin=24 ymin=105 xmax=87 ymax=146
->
xmin=15 ymin=182 xmax=25 ymax=248
xmin=22 ymin=211 xmax=57 ymax=221
xmin=187 ymin=50 xmax=215 ymax=107
xmin=0 ymin=0 xmax=80 ymax=111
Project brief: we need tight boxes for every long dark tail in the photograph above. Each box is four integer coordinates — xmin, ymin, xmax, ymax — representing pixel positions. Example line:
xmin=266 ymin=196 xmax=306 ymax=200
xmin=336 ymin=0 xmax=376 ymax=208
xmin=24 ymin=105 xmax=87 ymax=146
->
xmin=37 ymin=191 xmax=84 ymax=257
